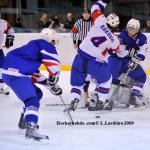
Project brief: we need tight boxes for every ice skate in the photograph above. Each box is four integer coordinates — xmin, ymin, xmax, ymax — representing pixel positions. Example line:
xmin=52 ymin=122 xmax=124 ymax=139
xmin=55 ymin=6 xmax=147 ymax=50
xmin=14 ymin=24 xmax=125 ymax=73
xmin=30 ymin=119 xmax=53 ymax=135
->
xmin=64 ymin=98 xmax=79 ymax=112
xmin=18 ymin=112 xmax=26 ymax=129
xmin=103 ymin=100 xmax=114 ymax=111
xmin=25 ymin=122 xmax=49 ymax=144
xmin=130 ymin=94 xmax=146 ymax=108
xmin=88 ymin=93 xmax=104 ymax=111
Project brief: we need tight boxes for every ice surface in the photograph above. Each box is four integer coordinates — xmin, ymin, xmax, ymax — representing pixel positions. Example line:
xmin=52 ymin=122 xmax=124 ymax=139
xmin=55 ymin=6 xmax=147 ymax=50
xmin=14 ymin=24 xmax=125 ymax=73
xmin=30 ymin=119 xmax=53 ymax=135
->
xmin=0 ymin=71 xmax=150 ymax=150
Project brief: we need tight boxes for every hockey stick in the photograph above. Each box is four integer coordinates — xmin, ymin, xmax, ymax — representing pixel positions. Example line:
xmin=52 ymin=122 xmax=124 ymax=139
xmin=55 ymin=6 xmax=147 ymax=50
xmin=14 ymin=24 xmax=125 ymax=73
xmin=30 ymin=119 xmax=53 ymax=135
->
xmin=46 ymin=103 xmax=70 ymax=106
xmin=59 ymin=95 xmax=74 ymax=123
xmin=120 ymin=67 xmax=133 ymax=85
xmin=45 ymin=103 xmax=87 ymax=109
xmin=44 ymin=84 xmax=74 ymax=122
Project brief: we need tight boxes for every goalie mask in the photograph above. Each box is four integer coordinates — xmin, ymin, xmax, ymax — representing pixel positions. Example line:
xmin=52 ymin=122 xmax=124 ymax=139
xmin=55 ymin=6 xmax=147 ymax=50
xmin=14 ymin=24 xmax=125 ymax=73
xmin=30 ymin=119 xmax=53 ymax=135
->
xmin=41 ymin=28 xmax=59 ymax=45
xmin=107 ymin=13 xmax=120 ymax=29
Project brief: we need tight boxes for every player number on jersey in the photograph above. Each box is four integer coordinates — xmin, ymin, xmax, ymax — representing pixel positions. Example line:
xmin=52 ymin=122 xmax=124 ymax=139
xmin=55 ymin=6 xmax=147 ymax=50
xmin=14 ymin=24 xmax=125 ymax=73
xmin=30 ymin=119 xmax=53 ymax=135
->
xmin=91 ymin=36 xmax=107 ymax=47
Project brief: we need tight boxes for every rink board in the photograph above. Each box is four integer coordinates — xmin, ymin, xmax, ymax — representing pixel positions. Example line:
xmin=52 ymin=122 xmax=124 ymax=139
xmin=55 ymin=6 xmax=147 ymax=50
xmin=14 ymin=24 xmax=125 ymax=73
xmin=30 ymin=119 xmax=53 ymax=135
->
xmin=2 ymin=33 xmax=150 ymax=73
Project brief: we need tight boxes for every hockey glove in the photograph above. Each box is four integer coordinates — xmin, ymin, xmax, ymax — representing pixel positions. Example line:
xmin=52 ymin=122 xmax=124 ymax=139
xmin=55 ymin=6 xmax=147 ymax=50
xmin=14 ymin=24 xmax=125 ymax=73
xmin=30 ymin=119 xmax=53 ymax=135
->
xmin=45 ymin=83 xmax=62 ymax=96
xmin=5 ymin=35 xmax=14 ymax=48
xmin=128 ymin=56 xmax=139 ymax=71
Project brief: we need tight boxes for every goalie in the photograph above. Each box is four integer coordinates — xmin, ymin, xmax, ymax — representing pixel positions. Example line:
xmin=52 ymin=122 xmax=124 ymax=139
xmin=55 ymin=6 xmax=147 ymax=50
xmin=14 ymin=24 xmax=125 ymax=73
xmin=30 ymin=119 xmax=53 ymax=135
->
xmin=108 ymin=18 xmax=148 ymax=108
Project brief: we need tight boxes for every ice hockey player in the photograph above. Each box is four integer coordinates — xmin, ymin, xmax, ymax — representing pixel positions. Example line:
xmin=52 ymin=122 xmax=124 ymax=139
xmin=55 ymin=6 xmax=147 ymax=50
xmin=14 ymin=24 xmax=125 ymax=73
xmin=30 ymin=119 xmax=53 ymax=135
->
xmin=108 ymin=18 xmax=148 ymax=107
xmin=65 ymin=0 xmax=120 ymax=112
xmin=2 ymin=28 xmax=62 ymax=143
xmin=0 ymin=19 xmax=14 ymax=95
xmin=71 ymin=8 xmax=92 ymax=107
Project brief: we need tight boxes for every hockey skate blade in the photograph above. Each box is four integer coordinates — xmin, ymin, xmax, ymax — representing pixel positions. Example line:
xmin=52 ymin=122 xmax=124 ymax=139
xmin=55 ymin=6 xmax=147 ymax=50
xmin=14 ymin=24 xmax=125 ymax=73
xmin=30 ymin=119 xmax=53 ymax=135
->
xmin=63 ymin=108 xmax=68 ymax=112
xmin=128 ymin=104 xmax=146 ymax=110
xmin=128 ymin=105 xmax=135 ymax=109
xmin=63 ymin=108 xmax=73 ymax=112
xmin=25 ymin=137 xmax=49 ymax=145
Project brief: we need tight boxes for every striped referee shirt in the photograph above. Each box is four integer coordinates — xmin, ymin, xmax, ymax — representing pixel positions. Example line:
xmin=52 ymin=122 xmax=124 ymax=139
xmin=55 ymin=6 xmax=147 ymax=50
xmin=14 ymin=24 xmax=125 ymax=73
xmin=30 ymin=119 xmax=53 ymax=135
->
xmin=71 ymin=18 xmax=92 ymax=44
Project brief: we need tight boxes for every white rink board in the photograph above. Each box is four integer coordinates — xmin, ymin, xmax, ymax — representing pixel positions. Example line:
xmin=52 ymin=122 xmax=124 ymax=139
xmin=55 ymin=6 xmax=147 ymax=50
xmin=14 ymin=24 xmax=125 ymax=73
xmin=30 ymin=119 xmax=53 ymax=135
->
xmin=2 ymin=33 xmax=150 ymax=69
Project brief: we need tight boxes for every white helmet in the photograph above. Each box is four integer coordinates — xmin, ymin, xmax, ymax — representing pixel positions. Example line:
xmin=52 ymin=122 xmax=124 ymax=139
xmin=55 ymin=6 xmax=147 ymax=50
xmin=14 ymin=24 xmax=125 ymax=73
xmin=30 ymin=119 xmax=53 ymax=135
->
xmin=107 ymin=13 xmax=120 ymax=28
xmin=126 ymin=18 xmax=140 ymax=30
xmin=41 ymin=28 xmax=59 ymax=44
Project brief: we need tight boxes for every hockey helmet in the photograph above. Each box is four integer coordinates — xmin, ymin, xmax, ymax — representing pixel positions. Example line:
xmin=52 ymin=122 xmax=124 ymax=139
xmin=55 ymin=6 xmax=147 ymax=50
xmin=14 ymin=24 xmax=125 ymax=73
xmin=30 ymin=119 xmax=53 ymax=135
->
xmin=126 ymin=18 xmax=140 ymax=31
xmin=107 ymin=13 xmax=120 ymax=28
xmin=41 ymin=28 xmax=59 ymax=45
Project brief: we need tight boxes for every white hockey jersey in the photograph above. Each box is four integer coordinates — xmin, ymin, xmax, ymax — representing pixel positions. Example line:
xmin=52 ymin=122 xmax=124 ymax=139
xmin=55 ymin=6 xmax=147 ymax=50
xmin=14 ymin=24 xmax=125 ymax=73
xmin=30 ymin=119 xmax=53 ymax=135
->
xmin=79 ymin=0 xmax=119 ymax=62
xmin=0 ymin=19 xmax=14 ymax=49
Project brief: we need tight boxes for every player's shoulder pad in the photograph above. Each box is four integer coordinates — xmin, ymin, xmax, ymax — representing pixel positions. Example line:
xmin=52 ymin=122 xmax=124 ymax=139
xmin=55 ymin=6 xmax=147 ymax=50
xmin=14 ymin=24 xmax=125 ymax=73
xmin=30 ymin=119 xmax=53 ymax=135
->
xmin=118 ymin=30 xmax=128 ymax=45
xmin=136 ymin=32 xmax=147 ymax=46
xmin=35 ymin=39 xmax=49 ymax=44
xmin=33 ymin=39 xmax=56 ymax=52
xmin=36 ymin=39 xmax=55 ymax=47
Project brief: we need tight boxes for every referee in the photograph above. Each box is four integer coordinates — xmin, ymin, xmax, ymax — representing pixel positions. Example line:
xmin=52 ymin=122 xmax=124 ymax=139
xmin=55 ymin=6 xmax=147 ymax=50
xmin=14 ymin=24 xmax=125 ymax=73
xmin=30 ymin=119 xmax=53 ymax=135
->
xmin=71 ymin=8 xmax=92 ymax=107
xmin=71 ymin=8 xmax=92 ymax=49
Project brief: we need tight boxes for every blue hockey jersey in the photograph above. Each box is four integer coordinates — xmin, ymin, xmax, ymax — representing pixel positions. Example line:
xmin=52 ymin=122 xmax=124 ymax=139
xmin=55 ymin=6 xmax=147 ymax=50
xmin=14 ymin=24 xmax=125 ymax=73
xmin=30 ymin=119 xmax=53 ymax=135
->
xmin=117 ymin=31 xmax=148 ymax=60
xmin=2 ymin=39 xmax=60 ymax=76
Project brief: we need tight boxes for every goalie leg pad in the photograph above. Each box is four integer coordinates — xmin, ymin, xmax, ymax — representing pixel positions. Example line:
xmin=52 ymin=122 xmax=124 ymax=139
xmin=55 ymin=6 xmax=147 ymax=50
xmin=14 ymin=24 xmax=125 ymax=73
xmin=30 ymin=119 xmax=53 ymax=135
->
xmin=109 ymin=85 xmax=131 ymax=107
xmin=118 ymin=86 xmax=131 ymax=105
